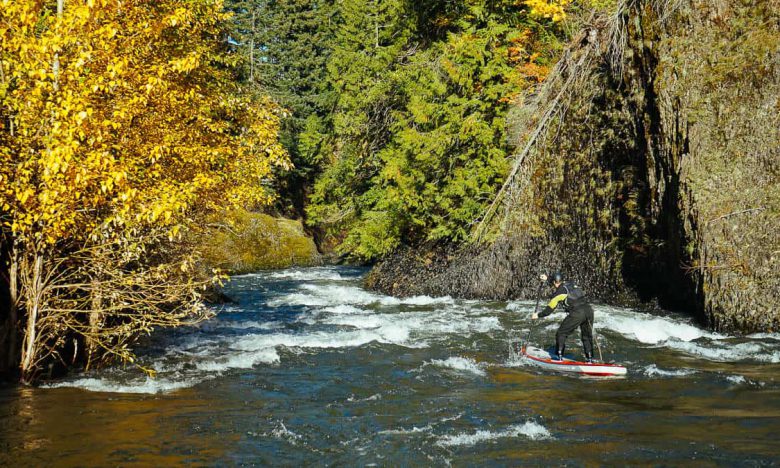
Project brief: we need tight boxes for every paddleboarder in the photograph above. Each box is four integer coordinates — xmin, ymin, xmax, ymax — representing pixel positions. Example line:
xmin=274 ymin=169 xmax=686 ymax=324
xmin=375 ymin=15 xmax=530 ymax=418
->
xmin=531 ymin=272 xmax=595 ymax=363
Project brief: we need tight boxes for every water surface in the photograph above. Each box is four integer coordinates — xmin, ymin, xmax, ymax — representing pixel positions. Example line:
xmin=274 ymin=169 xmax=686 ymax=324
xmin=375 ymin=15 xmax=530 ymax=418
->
xmin=2 ymin=267 xmax=779 ymax=466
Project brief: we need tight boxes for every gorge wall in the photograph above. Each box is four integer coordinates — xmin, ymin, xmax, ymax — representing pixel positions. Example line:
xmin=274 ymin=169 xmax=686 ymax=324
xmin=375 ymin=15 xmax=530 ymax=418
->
xmin=367 ymin=0 xmax=780 ymax=333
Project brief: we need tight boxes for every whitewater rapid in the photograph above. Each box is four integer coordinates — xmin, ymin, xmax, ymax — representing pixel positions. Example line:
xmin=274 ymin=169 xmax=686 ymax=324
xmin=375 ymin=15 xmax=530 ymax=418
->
xmin=45 ymin=266 xmax=780 ymax=394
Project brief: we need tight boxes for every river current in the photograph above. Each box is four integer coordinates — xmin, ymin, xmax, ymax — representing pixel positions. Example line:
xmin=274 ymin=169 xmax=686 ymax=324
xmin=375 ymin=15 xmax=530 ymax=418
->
xmin=2 ymin=266 xmax=779 ymax=466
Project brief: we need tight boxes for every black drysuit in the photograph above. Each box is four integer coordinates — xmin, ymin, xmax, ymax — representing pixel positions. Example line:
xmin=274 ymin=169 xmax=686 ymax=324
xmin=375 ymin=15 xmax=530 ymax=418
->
xmin=538 ymin=281 xmax=594 ymax=359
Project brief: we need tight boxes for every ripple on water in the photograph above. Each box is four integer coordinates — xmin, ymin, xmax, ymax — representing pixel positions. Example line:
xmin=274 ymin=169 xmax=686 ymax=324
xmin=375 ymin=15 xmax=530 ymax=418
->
xmin=40 ymin=267 xmax=780 ymax=397
xmin=426 ymin=357 xmax=487 ymax=376
xmin=436 ymin=421 xmax=552 ymax=447
xmin=10 ymin=266 xmax=780 ymax=467
xmin=642 ymin=364 xmax=697 ymax=377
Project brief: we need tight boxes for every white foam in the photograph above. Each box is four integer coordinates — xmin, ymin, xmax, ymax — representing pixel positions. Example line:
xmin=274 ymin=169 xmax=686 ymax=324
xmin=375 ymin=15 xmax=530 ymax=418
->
xmin=381 ymin=413 xmax=463 ymax=437
xmin=308 ymin=307 xmax=501 ymax=341
xmin=43 ymin=376 xmax=199 ymax=394
xmin=505 ymin=301 xmax=535 ymax=312
xmin=379 ymin=424 xmax=434 ymax=435
xmin=642 ymin=364 xmax=697 ymax=377
xmin=198 ymin=308 xmax=503 ymax=374
xmin=583 ymin=307 xmax=780 ymax=363
xmin=269 ymin=284 xmax=381 ymax=307
xmin=267 ymin=269 xmax=347 ymax=281
xmin=435 ymin=314 xmax=501 ymax=334
xmin=195 ymin=348 xmax=280 ymax=371
xmin=402 ymin=295 xmax=455 ymax=306
xmin=232 ymin=327 xmax=413 ymax=351
xmin=322 ymin=314 xmax=387 ymax=329
xmin=322 ymin=305 xmax=366 ymax=315
xmin=427 ymin=357 xmax=487 ymax=376
xmin=69 ymin=268 xmax=780 ymax=395
xmin=269 ymin=284 xmax=454 ymax=308
xmin=149 ymin=304 xmax=505 ymax=390
xmin=724 ymin=375 xmax=765 ymax=387
xmin=597 ymin=308 xmax=719 ymax=344
xmin=503 ymin=345 xmax=527 ymax=368
xmin=666 ymin=340 xmax=780 ymax=363
xmin=166 ymin=339 xmax=222 ymax=357
xmin=201 ymin=320 xmax=283 ymax=331
xmin=347 ymin=393 xmax=382 ymax=402
xmin=726 ymin=374 xmax=746 ymax=384
xmin=746 ymin=333 xmax=780 ymax=341
xmin=253 ymin=421 xmax=303 ymax=445
xmin=436 ymin=421 xmax=551 ymax=447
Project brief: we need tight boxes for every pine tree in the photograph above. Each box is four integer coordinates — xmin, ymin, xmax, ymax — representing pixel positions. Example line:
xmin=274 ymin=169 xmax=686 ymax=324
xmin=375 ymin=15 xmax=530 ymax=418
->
xmin=308 ymin=0 xmax=567 ymax=259
xmin=227 ymin=0 xmax=336 ymax=216
xmin=305 ymin=0 xmax=414 ymax=250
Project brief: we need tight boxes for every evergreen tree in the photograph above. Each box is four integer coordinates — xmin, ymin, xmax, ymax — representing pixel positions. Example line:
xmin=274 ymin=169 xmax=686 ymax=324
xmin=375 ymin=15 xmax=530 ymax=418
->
xmin=227 ymin=0 xmax=335 ymax=216
xmin=308 ymin=0 xmax=565 ymax=259
xmin=305 ymin=0 xmax=414 ymax=250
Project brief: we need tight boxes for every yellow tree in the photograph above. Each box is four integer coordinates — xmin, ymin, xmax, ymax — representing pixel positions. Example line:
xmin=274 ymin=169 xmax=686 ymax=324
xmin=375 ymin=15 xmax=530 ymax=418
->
xmin=524 ymin=0 xmax=571 ymax=22
xmin=0 ymin=0 xmax=289 ymax=382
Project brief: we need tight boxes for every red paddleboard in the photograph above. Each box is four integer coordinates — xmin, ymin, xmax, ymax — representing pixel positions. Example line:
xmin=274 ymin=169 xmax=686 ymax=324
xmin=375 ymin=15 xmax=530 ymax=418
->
xmin=522 ymin=345 xmax=627 ymax=377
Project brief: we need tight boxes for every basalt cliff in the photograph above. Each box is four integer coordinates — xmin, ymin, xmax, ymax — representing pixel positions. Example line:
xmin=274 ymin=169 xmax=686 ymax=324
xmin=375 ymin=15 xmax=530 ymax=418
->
xmin=367 ymin=0 xmax=780 ymax=333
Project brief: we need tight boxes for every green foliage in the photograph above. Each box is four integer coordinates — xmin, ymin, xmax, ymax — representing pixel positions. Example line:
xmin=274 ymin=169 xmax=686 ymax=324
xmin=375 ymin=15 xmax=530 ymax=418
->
xmin=226 ymin=0 xmax=336 ymax=214
xmin=197 ymin=208 xmax=321 ymax=274
xmin=307 ymin=0 xmax=567 ymax=260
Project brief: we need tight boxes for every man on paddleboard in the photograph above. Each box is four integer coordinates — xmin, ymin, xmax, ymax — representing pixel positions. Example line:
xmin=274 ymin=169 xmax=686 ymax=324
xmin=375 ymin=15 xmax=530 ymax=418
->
xmin=531 ymin=272 xmax=595 ymax=363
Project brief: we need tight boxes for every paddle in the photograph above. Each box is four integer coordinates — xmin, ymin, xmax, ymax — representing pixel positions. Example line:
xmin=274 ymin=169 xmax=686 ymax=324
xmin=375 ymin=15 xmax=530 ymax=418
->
xmin=589 ymin=318 xmax=603 ymax=362
xmin=520 ymin=279 xmax=545 ymax=352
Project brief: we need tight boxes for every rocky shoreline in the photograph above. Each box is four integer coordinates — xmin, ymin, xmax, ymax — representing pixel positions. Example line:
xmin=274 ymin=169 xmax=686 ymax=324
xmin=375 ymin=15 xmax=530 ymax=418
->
xmin=365 ymin=241 xmax=645 ymax=309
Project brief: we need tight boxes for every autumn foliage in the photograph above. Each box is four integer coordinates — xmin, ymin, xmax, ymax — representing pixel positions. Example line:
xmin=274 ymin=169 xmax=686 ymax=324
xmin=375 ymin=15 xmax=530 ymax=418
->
xmin=0 ymin=0 xmax=288 ymax=382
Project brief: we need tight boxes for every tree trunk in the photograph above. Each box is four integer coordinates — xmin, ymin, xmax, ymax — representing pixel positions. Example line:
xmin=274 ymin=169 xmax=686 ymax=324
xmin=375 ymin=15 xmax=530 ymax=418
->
xmin=250 ymin=9 xmax=255 ymax=82
xmin=86 ymin=277 xmax=102 ymax=370
xmin=374 ymin=1 xmax=379 ymax=49
xmin=52 ymin=0 xmax=64 ymax=91
xmin=20 ymin=254 xmax=43 ymax=383
xmin=6 ymin=246 xmax=19 ymax=370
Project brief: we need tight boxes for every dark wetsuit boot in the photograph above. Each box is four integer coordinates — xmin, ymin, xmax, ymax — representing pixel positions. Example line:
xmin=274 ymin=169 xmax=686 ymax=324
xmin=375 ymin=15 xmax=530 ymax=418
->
xmin=552 ymin=344 xmax=565 ymax=361
xmin=584 ymin=353 xmax=593 ymax=364
xmin=579 ymin=304 xmax=595 ymax=362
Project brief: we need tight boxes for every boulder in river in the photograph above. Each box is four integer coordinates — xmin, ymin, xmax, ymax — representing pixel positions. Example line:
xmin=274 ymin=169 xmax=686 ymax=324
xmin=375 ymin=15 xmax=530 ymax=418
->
xmin=197 ymin=208 xmax=321 ymax=275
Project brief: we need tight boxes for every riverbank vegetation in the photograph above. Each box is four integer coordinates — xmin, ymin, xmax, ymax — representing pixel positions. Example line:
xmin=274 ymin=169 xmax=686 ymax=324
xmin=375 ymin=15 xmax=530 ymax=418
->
xmin=228 ymin=0 xmax=616 ymax=260
xmin=196 ymin=208 xmax=321 ymax=275
xmin=0 ymin=0 xmax=289 ymax=382
xmin=367 ymin=0 xmax=780 ymax=334
xmin=0 ymin=0 xmax=619 ymax=383
xmin=4 ymin=0 xmax=772 ymax=382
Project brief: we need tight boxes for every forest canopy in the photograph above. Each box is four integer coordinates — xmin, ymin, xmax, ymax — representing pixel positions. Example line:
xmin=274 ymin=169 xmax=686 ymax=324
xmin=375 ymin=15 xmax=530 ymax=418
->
xmin=229 ymin=0 xmax=608 ymax=260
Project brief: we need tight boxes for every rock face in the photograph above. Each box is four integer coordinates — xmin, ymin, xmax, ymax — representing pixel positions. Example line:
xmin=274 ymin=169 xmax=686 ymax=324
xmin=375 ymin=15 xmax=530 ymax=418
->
xmin=368 ymin=0 xmax=780 ymax=333
xmin=198 ymin=209 xmax=321 ymax=274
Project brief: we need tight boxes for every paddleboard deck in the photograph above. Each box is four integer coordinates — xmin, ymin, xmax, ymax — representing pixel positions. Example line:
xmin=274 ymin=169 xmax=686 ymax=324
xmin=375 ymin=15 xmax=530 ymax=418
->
xmin=521 ymin=345 xmax=628 ymax=376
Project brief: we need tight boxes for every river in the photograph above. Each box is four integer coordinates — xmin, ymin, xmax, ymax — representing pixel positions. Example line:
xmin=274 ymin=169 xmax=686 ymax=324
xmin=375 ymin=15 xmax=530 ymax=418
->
xmin=1 ymin=266 xmax=779 ymax=466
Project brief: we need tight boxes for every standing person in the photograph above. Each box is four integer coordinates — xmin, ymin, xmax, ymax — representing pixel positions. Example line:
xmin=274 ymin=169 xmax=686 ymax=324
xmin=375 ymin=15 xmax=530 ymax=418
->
xmin=531 ymin=272 xmax=595 ymax=362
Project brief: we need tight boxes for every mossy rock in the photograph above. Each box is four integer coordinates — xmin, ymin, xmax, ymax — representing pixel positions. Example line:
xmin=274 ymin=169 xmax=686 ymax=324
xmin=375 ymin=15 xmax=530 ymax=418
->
xmin=197 ymin=209 xmax=321 ymax=274
xmin=367 ymin=0 xmax=780 ymax=333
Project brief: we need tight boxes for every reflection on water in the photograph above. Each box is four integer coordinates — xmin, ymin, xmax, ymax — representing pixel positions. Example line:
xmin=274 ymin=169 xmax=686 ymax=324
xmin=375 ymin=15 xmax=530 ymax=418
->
xmin=1 ymin=266 xmax=779 ymax=466
xmin=1 ymin=386 xmax=233 ymax=466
